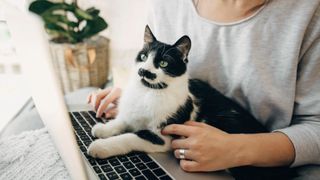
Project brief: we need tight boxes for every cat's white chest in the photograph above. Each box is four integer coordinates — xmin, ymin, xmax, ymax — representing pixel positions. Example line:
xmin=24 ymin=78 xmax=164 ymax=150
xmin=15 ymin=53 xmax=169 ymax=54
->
xmin=117 ymin=80 xmax=189 ymax=130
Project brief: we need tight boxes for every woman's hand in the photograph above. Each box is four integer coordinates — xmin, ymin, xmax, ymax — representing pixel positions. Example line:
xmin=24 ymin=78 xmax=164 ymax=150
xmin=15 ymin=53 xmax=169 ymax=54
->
xmin=162 ymin=121 xmax=295 ymax=172
xmin=87 ymin=87 xmax=122 ymax=118
xmin=162 ymin=121 xmax=248 ymax=172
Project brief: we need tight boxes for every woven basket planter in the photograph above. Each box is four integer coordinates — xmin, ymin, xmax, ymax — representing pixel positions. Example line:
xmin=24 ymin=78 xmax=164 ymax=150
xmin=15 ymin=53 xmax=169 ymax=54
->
xmin=49 ymin=36 xmax=110 ymax=94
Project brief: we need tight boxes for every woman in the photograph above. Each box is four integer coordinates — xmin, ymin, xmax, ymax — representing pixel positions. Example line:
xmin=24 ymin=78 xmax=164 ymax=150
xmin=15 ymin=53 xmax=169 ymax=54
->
xmin=88 ymin=0 xmax=320 ymax=178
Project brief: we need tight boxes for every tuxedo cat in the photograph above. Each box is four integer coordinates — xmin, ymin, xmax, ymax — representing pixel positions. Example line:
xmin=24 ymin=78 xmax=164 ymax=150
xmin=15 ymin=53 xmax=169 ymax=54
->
xmin=88 ymin=25 xmax=295 ymax=180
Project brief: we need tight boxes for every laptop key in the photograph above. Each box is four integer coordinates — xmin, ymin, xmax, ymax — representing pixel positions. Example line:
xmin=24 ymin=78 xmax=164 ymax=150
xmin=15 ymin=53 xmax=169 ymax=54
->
xmin=83 ymin=153 xmax=91 ymax=159
xmin=88 ymin=111 xmax=103 ymax=122
xmin=74 ymin=126 xmax=82 ymax=131
xmin=135 ymin=163 xmax=147 ymax=170
xmin=93 ymin=166 xmax=102 ymax=174
xmin=83 ymin=141 xmax=91 ymax=147
xmin=80 ymin=111 xmax=91 ymax=118
xmin=88 ymin=111 xmax=96 ymax=117
xmin=153 ymin=168 xmax=166 ymax=176
xmin=86 ymin=118 xmax=96 ymax=126
xmin=77 ymin=140 xmax=83 ymax=145
xmin=77 ymin=118 xmax=86 ymax=123
xmin=98 ymin=174 xmax=108 ymax=180
xmin=146 ymin=162 xmax=159 ymax=170
xmin=82 ymin=122 xmax=89 ymax=127
xmin=108 ymin=158 xmax=120 ymax=166
xmin=106 ymin=172 xmax=119 ymax=180
xmin=80 ymin=146 xmax=86 ymax=152
xmin=120 ymin=173 xmax=133 ymax=180
xmin=122 ymin=162 xmax=134 ymax=169
xmin=114 ymin=165 xmax=126 ymax=174
xmin=159 ymin=175 xmax=173 ymax=180
xmin=88 ymin=159 xmax=96 ymax=166
xmin=84 ymin=127 xmax=92 ymax=133
xmin=81 ymin=136 xmax=90 ymax=142
xmin=101 ymin=165 xmax=113 ymax=173
xmin=88 ymin=134 xmax=96 ymax=140
xmin=141 ymin=169 xmax=157 ymax=179
xmin=71 ymin=120 xmax=77 ymax=126
xmin=129 ymin=156 xmax=141 ymax=163
xmin=73 ymin=112 xmax=81 ymax=116
xmin=77 ymin=131 xmax=86 ymax=136
xmin=138 ymin=154 xmax=152 ymax=163
xmin=128 ymin=168 xmax=141 ymax=177
xmin=96 ymin=158 xmax=109 ymax=165
xmin=117 ymin=156 xmax=129 ymax=162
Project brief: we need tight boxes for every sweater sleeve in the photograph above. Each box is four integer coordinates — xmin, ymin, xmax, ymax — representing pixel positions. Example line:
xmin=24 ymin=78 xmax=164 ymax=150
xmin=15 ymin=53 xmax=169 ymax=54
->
xmin=275 ymin=30 xmax=320 ymax=167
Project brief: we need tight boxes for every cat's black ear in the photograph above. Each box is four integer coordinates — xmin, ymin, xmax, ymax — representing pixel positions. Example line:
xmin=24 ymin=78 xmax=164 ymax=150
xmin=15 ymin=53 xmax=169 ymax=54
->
xmin=144 ymin=25 xmax=157 ymax=44
xmin=173 ymin=35 xmax=191 ymax=63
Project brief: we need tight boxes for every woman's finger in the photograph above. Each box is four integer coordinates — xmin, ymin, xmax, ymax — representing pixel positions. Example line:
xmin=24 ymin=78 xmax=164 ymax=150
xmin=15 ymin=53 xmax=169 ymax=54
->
xmin=174 ymin=149 xmax=196 ymax=161
xmin=87 ymin=93 xmax=92 ymax=104
xmin=96 ymin=90 xmax=120 ymax=117
xmin=104 ymin=106 xmax=118 ymax=119
xmin=93 ymin=88 xmax=112 ymax=110
xmin=171 ymin=138 xmax=189 ymax=149
xmin=162 ymin=124 xmax=192 ymax=137
xmin=185 ymin=121 xmax=206 ymax=127
xmin=180 ymin=160 xmax=201 ymax=172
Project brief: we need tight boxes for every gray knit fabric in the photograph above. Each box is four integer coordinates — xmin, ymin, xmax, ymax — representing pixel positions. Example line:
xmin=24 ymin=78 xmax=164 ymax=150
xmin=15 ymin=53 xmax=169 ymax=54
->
xmin=0 ymin=128 xmax=70 ymax=180
xmin=147 ymin=0 xmax=320 ymax=167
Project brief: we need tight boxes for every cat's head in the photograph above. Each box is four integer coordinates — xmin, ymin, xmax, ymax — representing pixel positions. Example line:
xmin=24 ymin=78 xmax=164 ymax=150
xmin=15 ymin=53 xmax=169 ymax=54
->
xmin=135 ymin=25 xmax=191 ymax=89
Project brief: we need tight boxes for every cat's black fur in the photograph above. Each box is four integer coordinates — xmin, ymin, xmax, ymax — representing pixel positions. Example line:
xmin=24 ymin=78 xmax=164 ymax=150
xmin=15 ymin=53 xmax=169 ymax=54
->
xmin=139 ymin=26 xmax=296 ymax=180
xmin=188 ymin=79 xmax=296 ymax=180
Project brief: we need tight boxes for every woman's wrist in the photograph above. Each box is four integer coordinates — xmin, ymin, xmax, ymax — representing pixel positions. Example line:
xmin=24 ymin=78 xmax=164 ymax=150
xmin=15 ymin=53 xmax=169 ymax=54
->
xmin=228 ymin=133 xmax=254 ymax=167
xmin=230 ymin=132 xmax=295 ymax=168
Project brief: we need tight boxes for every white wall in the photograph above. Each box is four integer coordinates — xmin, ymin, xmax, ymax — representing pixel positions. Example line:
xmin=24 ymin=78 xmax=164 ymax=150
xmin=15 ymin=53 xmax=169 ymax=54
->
xmin=79 ymin=0 xmax=149 ymax=63
xmin=78 ymin=0 xmax=149 ymax=86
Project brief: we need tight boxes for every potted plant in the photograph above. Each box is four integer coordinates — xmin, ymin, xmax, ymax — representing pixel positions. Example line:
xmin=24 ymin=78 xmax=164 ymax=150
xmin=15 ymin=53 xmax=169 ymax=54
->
xmin=29 ymin=0 xmax=110 ymax=93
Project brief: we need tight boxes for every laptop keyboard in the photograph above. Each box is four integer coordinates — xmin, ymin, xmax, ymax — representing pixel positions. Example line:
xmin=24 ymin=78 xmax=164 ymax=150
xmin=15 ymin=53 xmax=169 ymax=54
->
xmin=69 ymin=111 xmax=173 ymax=180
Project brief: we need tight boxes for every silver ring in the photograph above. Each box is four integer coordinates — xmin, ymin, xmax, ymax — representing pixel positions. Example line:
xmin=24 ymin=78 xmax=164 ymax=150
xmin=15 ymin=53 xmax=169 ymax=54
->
xmin=179 ymin=149 xmax=186 ymax=160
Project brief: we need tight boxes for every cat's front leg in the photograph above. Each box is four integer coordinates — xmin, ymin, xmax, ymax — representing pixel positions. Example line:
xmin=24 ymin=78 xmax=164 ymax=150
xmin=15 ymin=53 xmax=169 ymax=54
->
xmin=88 ymin=130 xmax=171 ymax=159
xmin=91 ymin=118 xmax=127 ymax=139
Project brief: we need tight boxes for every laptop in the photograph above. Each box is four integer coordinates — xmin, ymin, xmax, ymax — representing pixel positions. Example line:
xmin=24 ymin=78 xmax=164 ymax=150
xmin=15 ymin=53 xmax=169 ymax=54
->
xmin=3 ymin=1 xmax=232 ymax=180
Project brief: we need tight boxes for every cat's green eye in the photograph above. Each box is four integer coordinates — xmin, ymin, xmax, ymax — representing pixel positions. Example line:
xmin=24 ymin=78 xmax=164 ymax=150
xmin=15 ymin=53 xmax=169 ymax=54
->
xmin=159 ymin=61 xmax=168 ymax=68
xmin=140 ymin=54 xmax=147 ymax=61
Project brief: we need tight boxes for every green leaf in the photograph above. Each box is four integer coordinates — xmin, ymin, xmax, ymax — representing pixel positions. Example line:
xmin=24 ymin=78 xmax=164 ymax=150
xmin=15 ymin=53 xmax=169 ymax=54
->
xmin=86 ymin=7 xmax=100 ymax=17
xmin=45 ymin=23 xmax=66 ymax=32
xmin=43 ymin=14 xmax=78 ymax=28
xmin=29 ymin=1 xmax=56 ymax=15
xmin=45 ymin=23 xmax=77 ymax=43
xmin=74 ymin=8 xmax=93 ymax=20
xmin=29 ymin=0 xmax=108 ymax=43
xmin=80 ymin=17 xmax=107 ymax=39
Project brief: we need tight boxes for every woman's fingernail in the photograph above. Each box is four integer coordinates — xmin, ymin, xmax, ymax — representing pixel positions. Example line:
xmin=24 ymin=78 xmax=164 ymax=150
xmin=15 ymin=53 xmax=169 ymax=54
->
xmin=161 ymin=129 xmax=166 ymax=135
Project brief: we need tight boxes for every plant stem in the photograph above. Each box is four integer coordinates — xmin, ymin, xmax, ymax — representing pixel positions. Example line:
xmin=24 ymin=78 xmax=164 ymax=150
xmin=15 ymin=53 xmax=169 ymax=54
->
xmin=74 ymin=0 xmax=78 ymax=7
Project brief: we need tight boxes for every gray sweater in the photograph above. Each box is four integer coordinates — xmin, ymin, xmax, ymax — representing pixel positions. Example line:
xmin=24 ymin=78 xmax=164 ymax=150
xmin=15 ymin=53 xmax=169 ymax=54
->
xmin=148 ymin=0 xmax=320 ymax=167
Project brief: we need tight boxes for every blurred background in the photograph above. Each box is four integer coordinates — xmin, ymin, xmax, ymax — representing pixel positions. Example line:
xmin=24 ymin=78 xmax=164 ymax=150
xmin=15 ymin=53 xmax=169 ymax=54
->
xmin=0 ymin=0 xmax=149 ymax=131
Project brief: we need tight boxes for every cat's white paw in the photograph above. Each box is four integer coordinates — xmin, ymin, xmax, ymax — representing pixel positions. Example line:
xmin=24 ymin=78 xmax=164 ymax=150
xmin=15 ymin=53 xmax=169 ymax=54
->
xmin=91 ymin=123 xmax=106 ymax=138
xmin=87 ymin=139 xmax=112 ymax=159
xmin=91 ymin=121 xmax=122 ymax=138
